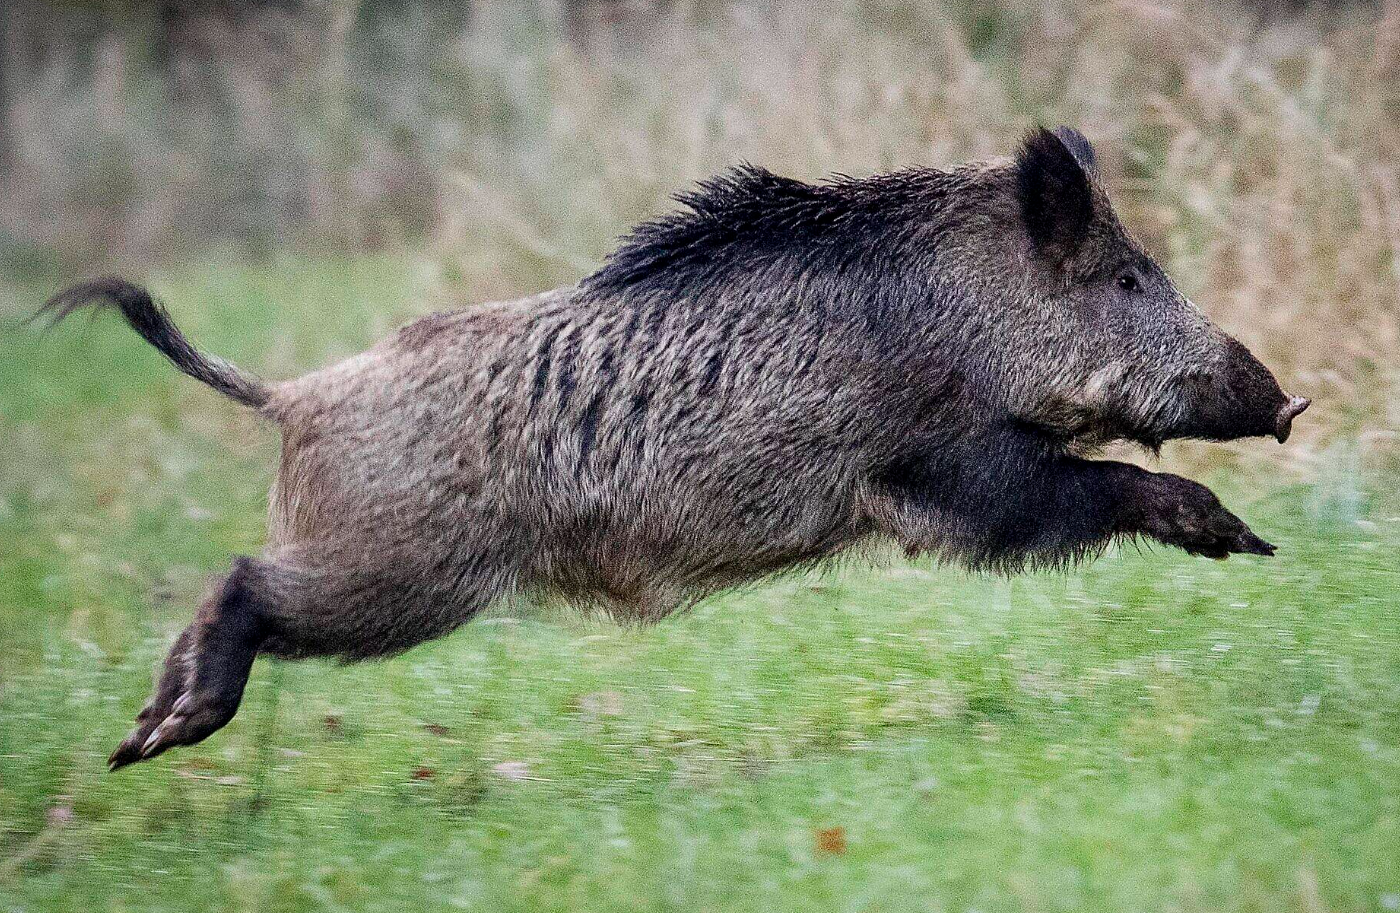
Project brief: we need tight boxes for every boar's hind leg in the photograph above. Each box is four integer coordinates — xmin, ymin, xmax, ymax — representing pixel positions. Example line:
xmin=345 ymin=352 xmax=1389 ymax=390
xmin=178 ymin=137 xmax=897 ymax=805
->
xmin=109 ymin=557 xmax=267 ymax=771
xmin=249 ymin=542 xmax=509 ymax=661
xmin=109 ymin=546 xmax=503 ymax=770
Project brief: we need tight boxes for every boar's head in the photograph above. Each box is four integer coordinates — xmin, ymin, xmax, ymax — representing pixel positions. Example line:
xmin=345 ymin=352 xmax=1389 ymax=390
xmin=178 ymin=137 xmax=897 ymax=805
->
xmin=989 ymin=127 xmax=1308 ymax=451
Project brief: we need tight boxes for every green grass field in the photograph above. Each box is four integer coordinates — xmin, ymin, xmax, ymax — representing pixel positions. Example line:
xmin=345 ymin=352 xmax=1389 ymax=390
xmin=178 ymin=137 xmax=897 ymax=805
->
xmin=1 ymin=258 xmax=1397 ymax=912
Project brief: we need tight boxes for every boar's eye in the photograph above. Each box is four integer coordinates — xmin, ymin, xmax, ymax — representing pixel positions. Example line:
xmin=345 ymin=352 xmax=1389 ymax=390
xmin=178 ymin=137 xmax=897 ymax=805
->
xmin=1116 ymin=273 xmax=1140 ymax=293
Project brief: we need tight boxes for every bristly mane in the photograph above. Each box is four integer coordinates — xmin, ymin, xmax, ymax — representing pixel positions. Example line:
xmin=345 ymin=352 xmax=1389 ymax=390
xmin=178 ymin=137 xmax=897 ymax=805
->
xmin=580 ymin=164 xmax=946 ymax=300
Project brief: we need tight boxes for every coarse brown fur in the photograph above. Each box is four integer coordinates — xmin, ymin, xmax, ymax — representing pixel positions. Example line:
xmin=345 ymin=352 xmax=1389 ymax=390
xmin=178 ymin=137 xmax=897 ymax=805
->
xmin=38 ymin=128 xmax=1309 ymax=770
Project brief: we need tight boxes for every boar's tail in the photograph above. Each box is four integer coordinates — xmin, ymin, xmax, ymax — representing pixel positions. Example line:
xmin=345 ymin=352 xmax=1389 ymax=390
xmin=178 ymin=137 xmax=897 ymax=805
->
xmin=36 ymin=277 xmax=271 ymax=409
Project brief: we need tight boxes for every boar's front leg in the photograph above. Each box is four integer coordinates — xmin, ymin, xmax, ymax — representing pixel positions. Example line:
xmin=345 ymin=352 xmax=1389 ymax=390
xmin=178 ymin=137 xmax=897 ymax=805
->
xmin=877 ymin=455 xmax=1273 ymax=569
xmin=1019 ymin=460 xmax=1275 ymax=561
xmin=1116 ymin=467 xmax=1275 ymax=560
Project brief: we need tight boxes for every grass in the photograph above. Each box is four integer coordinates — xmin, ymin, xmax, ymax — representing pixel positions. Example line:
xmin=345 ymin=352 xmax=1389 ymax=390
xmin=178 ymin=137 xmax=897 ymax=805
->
xmin=1 ymin=256 xmax=1398 ymax=912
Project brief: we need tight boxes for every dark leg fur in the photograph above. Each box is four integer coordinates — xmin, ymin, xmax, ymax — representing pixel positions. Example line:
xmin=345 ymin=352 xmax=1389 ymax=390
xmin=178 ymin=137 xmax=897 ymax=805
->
xmin=250 ymin=543 xmax=506 ymax=661
xmin=883 ymin=450 xmax=1272 ymax=570
xmin=1119 ymin=469 xmax=1275 ymax=559
xmin=1002 ymin=459 xmax=1275 ymax=562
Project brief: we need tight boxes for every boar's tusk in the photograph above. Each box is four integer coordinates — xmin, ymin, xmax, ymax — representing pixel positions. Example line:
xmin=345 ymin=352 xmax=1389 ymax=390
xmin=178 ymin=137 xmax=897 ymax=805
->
xmin=1275 ymin=395 xmax=1311 ymax=443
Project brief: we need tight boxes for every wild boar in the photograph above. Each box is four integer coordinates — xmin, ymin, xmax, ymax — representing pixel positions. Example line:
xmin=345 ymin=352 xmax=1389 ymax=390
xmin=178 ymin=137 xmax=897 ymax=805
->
xmin=40 ymin=127 xmax=1309 ymax=770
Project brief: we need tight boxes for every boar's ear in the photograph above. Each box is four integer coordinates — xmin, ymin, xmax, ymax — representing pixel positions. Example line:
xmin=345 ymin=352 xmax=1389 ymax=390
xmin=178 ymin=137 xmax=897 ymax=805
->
xmin=1016 ymin=126 xmax=1096 ymax=268
xmin=1051 ymin=126 xmax=1098 ymax=177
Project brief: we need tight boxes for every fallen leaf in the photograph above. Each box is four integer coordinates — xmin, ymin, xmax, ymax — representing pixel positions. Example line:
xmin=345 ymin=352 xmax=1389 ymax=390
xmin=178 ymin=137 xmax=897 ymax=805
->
xmin=411 ymin=767 xmax=436 ymax=781
xmin=815 ymin=826 xmax=846 ymax=855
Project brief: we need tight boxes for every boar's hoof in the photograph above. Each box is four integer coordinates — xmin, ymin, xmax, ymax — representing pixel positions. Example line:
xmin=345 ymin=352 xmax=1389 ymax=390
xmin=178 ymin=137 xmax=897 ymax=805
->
xmin=109 ymin=561 xmax=262 ymax=771
xmin=1136 ymin=474 xmax=1276 ymax=560
xmin=1179 ymin=517 xmax=1276 ymax=561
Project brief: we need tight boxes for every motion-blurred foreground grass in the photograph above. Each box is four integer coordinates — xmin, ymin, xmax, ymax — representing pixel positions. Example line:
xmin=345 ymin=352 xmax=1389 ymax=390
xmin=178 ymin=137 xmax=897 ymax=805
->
xmin=1 ymin=259 xmax=1397 ymax=912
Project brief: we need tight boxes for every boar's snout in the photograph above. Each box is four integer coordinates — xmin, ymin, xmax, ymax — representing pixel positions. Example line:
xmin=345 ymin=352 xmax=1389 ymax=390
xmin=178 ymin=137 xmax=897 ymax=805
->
xmin=1274 ymin=395 xmax=1310 ymax=444
xmin=1178 ymin=336 xmax=1307 ymax=444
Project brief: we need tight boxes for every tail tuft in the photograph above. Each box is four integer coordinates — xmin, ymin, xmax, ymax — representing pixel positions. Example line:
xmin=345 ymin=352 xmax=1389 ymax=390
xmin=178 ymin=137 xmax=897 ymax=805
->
xmin=36 ymin=277 xmax=271 ymax=409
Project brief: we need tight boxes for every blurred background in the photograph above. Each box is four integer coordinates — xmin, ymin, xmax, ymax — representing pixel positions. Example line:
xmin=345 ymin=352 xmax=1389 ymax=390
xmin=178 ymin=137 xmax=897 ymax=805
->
xmin=2 ymin=3 xmax=1399 ymax=910
xmin=1 ymin=0 xmax=1396 ymax=469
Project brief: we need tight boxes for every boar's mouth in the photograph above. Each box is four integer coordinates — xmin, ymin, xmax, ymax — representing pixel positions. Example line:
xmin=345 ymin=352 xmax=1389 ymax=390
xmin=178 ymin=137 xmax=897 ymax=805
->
xmin=1012 ymin=335 xmax=1309 ymax=452
xmin=1031 ymin=387 xmax=1310 ymax=452
xmin=1017 ymin=353 xmax=1309 ymax=453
